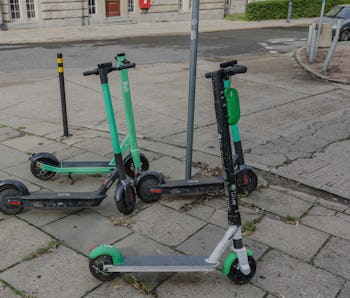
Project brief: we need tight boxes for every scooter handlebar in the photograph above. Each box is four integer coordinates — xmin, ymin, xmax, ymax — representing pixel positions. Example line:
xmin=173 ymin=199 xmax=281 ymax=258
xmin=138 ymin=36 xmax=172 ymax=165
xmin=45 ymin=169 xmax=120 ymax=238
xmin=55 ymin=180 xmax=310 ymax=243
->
xmin=83 ymin=69 xmax=99 ymax=76
xmin=205 ymin=64 xmax=247 ymax=79
xmin=116 ymin=63 xmax=136 ymax=71
xmin=219 ymin=60 xmax=238 ymax=68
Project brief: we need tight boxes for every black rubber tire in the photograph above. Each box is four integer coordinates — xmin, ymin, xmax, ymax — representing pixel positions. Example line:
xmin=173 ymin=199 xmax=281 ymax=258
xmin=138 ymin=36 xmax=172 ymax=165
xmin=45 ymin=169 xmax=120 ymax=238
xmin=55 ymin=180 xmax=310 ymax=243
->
xmin=136 ymin=174 xmax=163 ymax=203
xmin=30 ymin=158 xmax=57 ymax=181
xmin=227 ymin=255 xmax=257 ymax=284
xmin=340 ymin=30 xmax=350 ymax=41
xmin=115 ymin=184 xmax=136 ymax=215
xmin=0 ymin=185 xmax=24 ymax=215
xmin=89 ymin=255 xmax=119 ymax=282
xmin=124 ymin=153 xmax=149 ymax=178
xmin=237 ymin=169 xmax=258 ymax=195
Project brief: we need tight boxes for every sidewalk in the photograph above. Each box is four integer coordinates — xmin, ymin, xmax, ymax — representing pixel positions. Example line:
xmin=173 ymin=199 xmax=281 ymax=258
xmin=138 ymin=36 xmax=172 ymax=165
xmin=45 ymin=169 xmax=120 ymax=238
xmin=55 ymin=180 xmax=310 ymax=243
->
xmin=0 ymin=18 xmax=315 ymax=45
xmin=0 ymin=17 xmax=349 ymax=298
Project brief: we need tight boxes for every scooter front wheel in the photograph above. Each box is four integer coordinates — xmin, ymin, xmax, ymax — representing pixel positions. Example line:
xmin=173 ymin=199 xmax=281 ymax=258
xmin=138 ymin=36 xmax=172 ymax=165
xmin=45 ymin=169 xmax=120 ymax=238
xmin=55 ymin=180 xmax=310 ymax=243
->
xmin=89 ymin=255 xmax=119 ymax=281
xmin=0 ymin=185 xmax=24 ymax=215
xmin=227 ymin=255 xmax=256 ymax=284
xmin=30 ymin=157 xmax=57 ymax=181
xmin=115 ymin=182 xmax=136 ymax=215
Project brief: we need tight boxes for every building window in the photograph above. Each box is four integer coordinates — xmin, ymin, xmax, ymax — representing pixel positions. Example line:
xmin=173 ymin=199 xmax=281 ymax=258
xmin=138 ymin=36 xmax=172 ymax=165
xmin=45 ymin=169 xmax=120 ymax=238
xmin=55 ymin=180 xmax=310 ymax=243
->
xmin=128 ymin=0 xmax=134 ymax=12
xmin=26 ymin=0 xmax=35 ymax=18
xmin=89 ymin=0 xmax=96 ymax=14
xmin=10 ymin=0 xmax=21 ymax=20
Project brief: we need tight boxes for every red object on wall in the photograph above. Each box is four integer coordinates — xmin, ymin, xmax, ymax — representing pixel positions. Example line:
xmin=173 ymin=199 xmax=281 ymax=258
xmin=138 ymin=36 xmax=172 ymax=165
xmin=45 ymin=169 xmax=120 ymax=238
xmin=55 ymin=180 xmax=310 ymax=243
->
xmin=139 ymin=0 xmax=151 ymax=9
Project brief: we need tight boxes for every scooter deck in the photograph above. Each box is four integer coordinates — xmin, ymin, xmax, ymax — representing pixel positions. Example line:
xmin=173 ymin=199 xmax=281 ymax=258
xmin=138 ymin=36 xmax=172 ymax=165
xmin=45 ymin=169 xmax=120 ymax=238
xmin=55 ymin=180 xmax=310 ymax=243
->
xmin=105 ymin=256 xmax=219 ymax=273
xmin=9 ymin=192 xmax=106 ymax=209
xmin=154 ymin=177 xmax=224 ymax=195
xmin=61 ymin=161 xmax=113 ymax=168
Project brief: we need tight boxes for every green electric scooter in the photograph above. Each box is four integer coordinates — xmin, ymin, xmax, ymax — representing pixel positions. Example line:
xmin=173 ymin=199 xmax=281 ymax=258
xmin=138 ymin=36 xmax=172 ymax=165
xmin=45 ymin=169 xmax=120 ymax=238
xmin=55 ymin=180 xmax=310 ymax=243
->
xmin=0 ymin=62 xmax=140 ymax=215
xmin=29 ymin=53 xmax=148 ymax=181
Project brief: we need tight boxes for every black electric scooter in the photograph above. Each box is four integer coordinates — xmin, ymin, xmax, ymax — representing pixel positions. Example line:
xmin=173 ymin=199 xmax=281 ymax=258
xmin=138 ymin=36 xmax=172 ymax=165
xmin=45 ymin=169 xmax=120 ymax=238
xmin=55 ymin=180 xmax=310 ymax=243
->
xmin=134 ymin=60 xmax=257 ymax=202
xmin=88 ymin=64 xmax=256 ymax=285
xmin=0 ymin=62 xmax=137 ymax=215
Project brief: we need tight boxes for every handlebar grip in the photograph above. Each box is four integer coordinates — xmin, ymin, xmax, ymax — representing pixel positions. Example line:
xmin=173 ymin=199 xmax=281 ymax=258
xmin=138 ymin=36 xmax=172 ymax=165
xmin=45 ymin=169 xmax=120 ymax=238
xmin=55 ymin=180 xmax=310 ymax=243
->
xmin=116 ymin=63 xmax=136 ymax=71
xmin=225 ymin=65 xmax=247 ymax=76
xmin=219 ymin=60 xmax=238 ymax=69
xmin=83 ymin=69 xmax=99 ymax=76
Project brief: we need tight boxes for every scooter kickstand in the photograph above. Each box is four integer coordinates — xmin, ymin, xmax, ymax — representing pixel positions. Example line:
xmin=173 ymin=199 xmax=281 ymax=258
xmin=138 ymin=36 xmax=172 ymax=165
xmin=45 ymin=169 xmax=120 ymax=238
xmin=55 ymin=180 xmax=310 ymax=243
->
xmin=67 ymin=174 xmax=74 ymax=185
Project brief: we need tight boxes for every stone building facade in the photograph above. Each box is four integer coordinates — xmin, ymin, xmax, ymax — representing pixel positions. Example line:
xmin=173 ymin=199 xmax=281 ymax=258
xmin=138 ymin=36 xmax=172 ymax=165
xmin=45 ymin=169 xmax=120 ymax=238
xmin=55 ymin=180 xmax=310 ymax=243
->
xmin=0 ymin=0 xmax=255 ymax=29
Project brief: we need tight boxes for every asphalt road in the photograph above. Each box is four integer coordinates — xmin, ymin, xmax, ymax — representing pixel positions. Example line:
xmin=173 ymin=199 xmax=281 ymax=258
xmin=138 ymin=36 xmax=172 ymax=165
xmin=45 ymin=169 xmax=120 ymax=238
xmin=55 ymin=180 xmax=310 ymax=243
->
xmin=0 ymin=27 xmax=307 ymax=73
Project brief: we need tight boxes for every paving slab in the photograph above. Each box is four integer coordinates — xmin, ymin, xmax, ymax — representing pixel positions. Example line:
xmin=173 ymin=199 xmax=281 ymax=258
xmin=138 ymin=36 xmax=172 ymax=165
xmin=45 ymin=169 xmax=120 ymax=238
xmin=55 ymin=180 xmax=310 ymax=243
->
xmin=18 ymin=209 xmax=76 ymax=227
xmin=249 ymin=216 xmax=329 ymax=261
xmin=20 ymin=121 xmax=61 ymax=137
xmin=253 ymin=250 xmax=344 ymax=298
xmin=208 ymin=206 xmax=262 ymax=228
xmin=85 ymin=281 xmax=153 ymax=298
xmin=0 ymin=217 xmax=53 ymax=270
xmin=136 ymin=138 xmax=186 ymax=160
xmin=0 ymin=281 xmax=20 ymax=297
xmin=114 ymin=233 xmax=178 ymax=290
xmin=177 ymin=223 xmax=268 ymax=262
xmin=337 ymin=280 xmax=350 ymax=298
xmin=185 ymin=204 xmax=215 ymax=221
xmin=313 ymin=236 xmax=350 ymax=280
xmin=0 ymin=245 xmax=99 ymax=298
xmin=74 ymin=136 xmax=113 ymax=156
xmin=42 ymin=209 xmax=132 ymax=255
xmin=3 ymin=135 xmax=54 ymax=153
xmin=302 ymin=207 xmax=350 ymax=241
xmin=0 ymin=144 xmax=29 ymax=168
xmin=155 ymin=270 xmax=266 ymax=298
xmin=0 ymin=126 xmax=22 ymax=142
xmin=241 ymin=187 xmax=313 ymax=218
xmin=131 ymin=204 xmax=206 ymax=246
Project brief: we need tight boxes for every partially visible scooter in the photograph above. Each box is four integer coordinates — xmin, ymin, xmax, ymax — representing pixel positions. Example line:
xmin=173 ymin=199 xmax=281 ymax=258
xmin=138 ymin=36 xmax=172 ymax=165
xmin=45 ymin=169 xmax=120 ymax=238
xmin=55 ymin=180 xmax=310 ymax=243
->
xmin=88 ymin=64 xmax=256 ymax=284
xmin=134 ymin=60 xmax=257 ymax=203
xmin=0 ymin=62 xmax=139 ymax=215
xmin=29 ymin=53 xmax=149 ymax=182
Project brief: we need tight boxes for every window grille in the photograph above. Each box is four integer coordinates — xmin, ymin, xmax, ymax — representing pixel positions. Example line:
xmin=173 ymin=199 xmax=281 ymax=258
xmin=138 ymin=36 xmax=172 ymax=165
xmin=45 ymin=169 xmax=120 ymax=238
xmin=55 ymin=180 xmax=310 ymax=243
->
xmin=26 ymin=0 xmax=35 ymax=18
xmin=89 ymin=0 xmax=96 ymax=14
xmin=10 ymin=0 xmax=21 ymax=20
xmin=128 ymin=0 xmax=134 ymax=12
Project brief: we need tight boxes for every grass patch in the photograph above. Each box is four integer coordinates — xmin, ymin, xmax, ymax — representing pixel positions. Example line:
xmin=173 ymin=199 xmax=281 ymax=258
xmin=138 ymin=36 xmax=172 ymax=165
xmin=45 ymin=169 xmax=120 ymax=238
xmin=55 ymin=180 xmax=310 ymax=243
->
xmin=242 ymin=220 xmax=256 ymax=236
xmin=284 ymin=215 xmax=299 ymax=225
xmin=123 ymin=275 xmax=153 ymax=295
xmin=22 ymin=240 xmax=60 ymax=262
xmin=224 ymin=13 xmax=248 ymax=21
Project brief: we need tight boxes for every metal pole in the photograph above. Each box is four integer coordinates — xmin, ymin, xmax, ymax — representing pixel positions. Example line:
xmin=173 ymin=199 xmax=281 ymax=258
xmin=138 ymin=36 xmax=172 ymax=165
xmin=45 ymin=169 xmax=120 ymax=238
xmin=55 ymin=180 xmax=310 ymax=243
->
xmin=286 ymin=0 xmax=293 ymax=23
xmin=57 ymin=53 xmax=69 ymax=137
xmin=313 ymin=0 xmax=326 ymax=61
xmin=323 ymin=20 xmax=341 ymax=72
xmin=185 ymin=0 xmax=200 ymax=180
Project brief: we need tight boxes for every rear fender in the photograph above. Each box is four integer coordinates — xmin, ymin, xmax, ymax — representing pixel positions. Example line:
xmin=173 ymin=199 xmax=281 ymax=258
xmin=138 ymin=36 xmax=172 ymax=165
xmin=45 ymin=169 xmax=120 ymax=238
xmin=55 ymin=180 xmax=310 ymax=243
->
xmin=0 ymin=179 xmax=30 ymax=195
xmin=89 ymin=245 xmax=124 ymax=265
xmin=29 ymin=152 xmax=59 ymax=165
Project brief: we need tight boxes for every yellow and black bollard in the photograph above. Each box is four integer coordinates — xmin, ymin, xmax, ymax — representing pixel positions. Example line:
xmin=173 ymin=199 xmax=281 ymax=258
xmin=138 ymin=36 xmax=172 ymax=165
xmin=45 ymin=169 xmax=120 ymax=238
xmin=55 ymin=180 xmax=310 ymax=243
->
xmin=57 ymin=53 xmax=69 ymax=137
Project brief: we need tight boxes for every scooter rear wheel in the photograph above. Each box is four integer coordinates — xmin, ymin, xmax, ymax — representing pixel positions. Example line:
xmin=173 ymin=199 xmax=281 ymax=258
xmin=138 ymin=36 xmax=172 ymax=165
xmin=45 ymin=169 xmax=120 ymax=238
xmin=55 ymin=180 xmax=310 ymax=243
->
xmin=237 ymin=169 xmax=258 ymax=195
xmin=227 ymin=255 xmax=256 ymax=284
xmin=123 ymin=153 xmax=149 ymax=178
xmin=136 ymin=173 xmax=164 ymax=203
xmin=89 ymin=255 xmax=119 ymax=281
xmin=30 ymin=157 xmax=57 ymax=181
xmin=0 ymin=185 xmax=24 ymax=215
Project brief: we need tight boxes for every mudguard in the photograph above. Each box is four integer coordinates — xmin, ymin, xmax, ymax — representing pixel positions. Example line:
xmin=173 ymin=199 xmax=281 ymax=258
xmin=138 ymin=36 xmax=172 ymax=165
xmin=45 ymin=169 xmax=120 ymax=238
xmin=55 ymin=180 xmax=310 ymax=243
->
xmin=114 ymin=180 xmax=134 ymax=202
xmin=0 ymin=179 xmax=30 ymax=195
xmin=135 ymin=171 xmax=165 ymax=186
xmin=89 ymin=245 xmax=124 ymax=265
xmin=222 ymin=249 xmax=253 ymax=275
xmin=29 ymin=152 xmax=59 ymax=164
